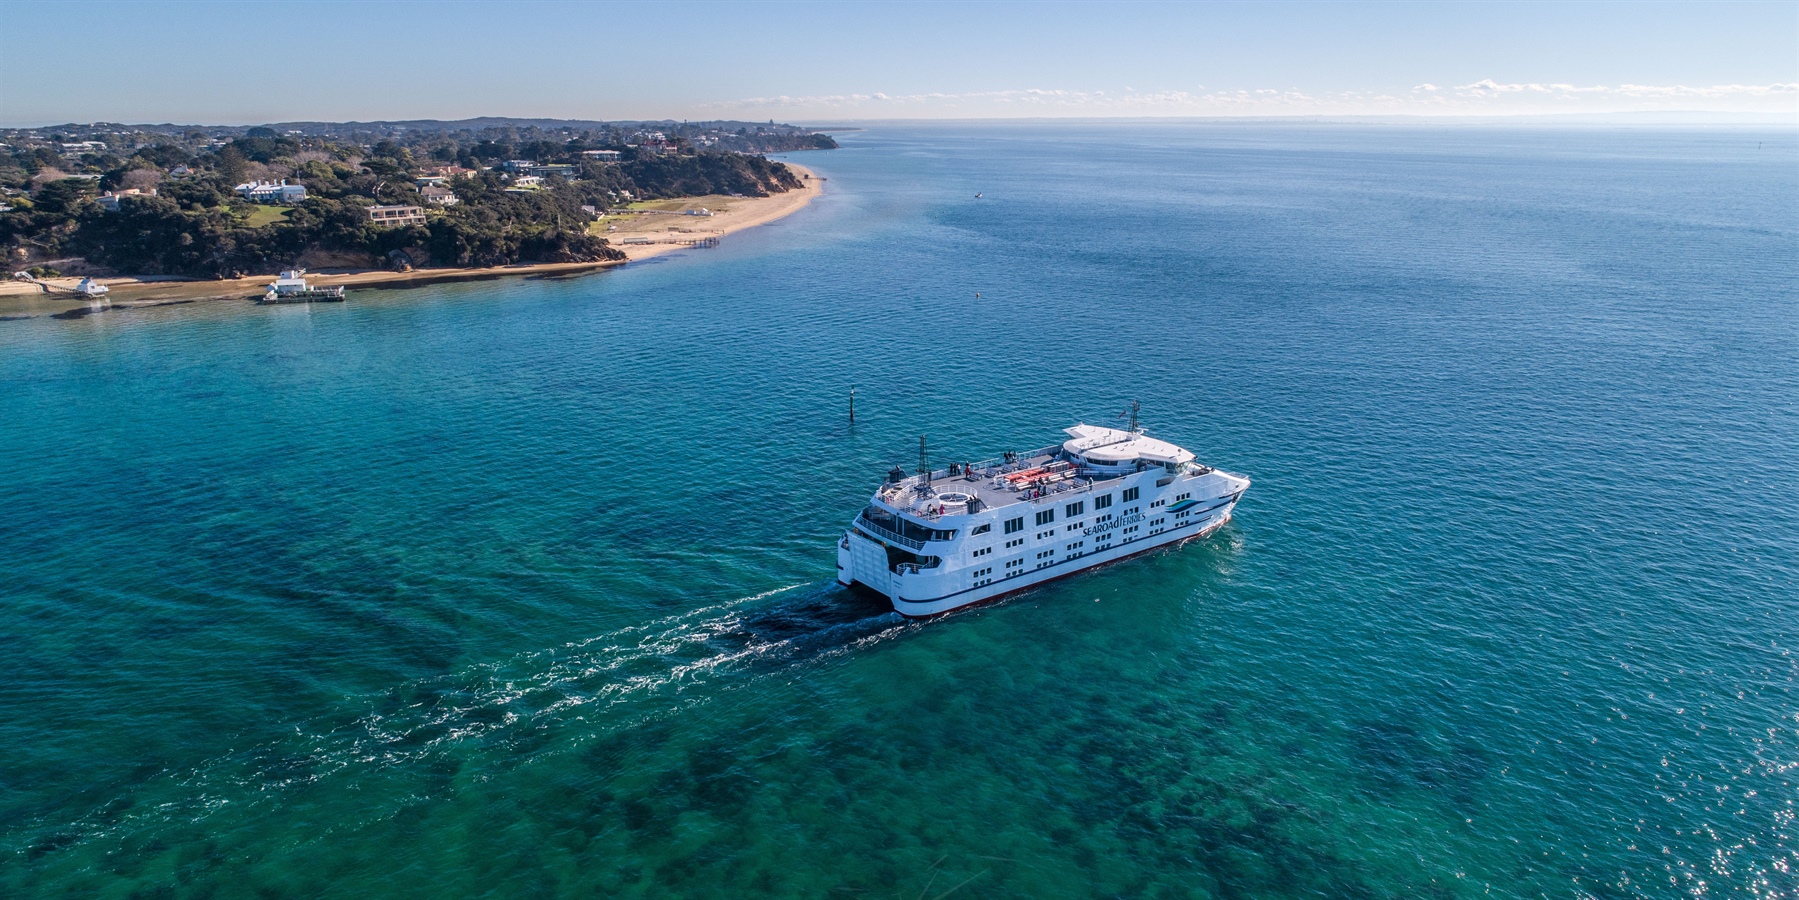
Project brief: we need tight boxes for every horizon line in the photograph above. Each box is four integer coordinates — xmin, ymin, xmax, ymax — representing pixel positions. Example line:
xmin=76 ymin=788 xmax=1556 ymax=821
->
xmin=6 ymin=111 xmax=1796 ymax=130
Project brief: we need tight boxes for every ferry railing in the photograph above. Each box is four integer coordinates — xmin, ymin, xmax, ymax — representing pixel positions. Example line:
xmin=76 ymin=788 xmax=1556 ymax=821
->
xmin=854 ymin=515 xmax=926 ymax=550
xmin=899 ymin=445 xmax=1067 ymax=485
xmin=1018 ymin=477 xmax=1094 ymax=503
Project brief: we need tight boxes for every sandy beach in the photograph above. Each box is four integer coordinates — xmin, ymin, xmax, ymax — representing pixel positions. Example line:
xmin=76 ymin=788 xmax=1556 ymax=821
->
xmin=598 ymin=163 xmax=821 ymax=262
xmin=1 ymin=163 xmax=821 ymax=319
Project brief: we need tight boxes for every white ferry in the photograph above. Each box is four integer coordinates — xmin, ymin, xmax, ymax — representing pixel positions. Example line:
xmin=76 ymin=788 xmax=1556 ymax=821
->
xmin=838 ymin=410 xmax=1249 ymax=616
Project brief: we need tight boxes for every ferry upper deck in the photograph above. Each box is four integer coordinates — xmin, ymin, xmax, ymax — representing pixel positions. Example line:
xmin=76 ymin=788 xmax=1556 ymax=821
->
xmin=867 ymin=425 xmax=1216 ymax=526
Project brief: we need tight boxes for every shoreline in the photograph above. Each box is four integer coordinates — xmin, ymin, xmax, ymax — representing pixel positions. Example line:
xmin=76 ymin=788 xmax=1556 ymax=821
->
xmin=606 ymin=162 xmax=820 ymax=263
xmin=1 ymin=163 xmax=820 ymax=319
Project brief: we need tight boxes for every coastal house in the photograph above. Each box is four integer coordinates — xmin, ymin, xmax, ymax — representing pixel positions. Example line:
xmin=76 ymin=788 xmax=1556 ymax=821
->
xmin=169 ymin=165 xmax=193 ymax=177
xmin=581 ymin=150 xmax=621 ymax=162
xmin=525 ymin=164 xmax=578 ymax=180
xmin=421 ymin=165 xmax=475 ymax=178
xmin=235 ymin=180 xmax=306 ymax=204
xmin=414 ymin=175 xmax=449 ymax=187
xmin=501 ymin=160 xmax=536 ymax=172
xmin=419 ymin=185 xmax=459 ymax=206
xmin=97 ymin=187 xmax=156 ymax=211
xmin=580 ymin=204 xmax=599 ymax=217
xmin=509 ymin=175 xmax=543 ymax=188
xmin=367 ymin=205 xmax=427 ymax=228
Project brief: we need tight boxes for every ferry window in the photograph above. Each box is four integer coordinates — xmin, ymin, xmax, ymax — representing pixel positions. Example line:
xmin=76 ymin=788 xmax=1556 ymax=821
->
xmin=972 ymin=524 xmax=991 ymax=535
xmin=1122 ymin=487 xmax=1139 ymax=502
xmin=1065 ymin=500 xmax=1084 ymax=517
xmin=1094 ymin=494 xmax=1112 ymax=510
xmin=1035 ymin=510 xmax=1055 ymax=526
xmin=1004 ymin=517 xmax=1024 ymax=534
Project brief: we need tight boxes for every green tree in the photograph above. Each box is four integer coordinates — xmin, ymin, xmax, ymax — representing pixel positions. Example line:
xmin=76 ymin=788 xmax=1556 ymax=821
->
xmin=217 ymin=145 xmax=251 ymax=185
xmin=33 ymin=178 xmax=96 ymax=216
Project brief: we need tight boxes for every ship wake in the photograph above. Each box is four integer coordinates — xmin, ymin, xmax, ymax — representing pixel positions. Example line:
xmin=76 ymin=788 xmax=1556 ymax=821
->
xmin=8 ymin=581 xmax=908 ymax=868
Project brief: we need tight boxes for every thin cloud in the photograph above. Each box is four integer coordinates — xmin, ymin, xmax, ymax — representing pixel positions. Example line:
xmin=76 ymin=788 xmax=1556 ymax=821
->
xmin=1455 ymin=79 xmax=1797 ymax=97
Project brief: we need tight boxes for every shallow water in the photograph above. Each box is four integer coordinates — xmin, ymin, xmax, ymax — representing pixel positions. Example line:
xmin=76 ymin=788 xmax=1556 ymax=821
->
xmin=1 ymin=124 xmax=1794 ymax=898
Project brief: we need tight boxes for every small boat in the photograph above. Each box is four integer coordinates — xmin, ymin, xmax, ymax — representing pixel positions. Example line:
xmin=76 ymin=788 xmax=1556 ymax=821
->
xmin=75 ymin=277 xmax=110 ymax=298
xmin=259 ymin=269 xmax=345 ymax=304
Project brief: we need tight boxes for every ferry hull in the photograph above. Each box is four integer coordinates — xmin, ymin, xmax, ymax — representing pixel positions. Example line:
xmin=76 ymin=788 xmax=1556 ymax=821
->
xmin=839 ymin=488 xmax=1244 ymax=617
xmin=887 ymin=506 xmax=1234 ymax=617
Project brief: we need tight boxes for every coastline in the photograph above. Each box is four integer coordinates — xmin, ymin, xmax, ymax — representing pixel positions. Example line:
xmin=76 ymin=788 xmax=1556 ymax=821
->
xmin=606 ymin=162 xmax=820 ymax=263
xmin=1 ymin=163 xmax=820 ymax=319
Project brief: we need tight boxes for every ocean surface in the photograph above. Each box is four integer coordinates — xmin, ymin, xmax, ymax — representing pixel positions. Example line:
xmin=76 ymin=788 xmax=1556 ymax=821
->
xmin=1 ymin=123 xmax=1795 ymax=898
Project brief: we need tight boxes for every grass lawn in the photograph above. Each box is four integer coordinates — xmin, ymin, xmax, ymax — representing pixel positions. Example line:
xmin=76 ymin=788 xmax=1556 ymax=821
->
xmin=589 ymin=195 xmax=740 ymax=237
xmin=239 ymin=205 xmax=293 ymax=228
xmin=629 ymin=196 xmax=736 ymax=213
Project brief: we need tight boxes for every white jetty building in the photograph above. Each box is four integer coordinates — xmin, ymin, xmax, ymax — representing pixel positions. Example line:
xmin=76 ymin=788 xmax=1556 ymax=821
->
xmin=838 ymin=410 xmax=1249 ymax=616
xmin=260 ymin=269 xmax=345 ymax=303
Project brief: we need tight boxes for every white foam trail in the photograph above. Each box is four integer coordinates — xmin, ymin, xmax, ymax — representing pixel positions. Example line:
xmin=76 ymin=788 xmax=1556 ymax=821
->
xmin=338 ymin=582 xmax=816 ymax=763
xmin=9 ymin=581 xmax=915 ymax=858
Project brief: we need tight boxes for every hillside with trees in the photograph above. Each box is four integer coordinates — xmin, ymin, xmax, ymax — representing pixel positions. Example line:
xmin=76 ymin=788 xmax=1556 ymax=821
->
xmin=0 ymin=119 xmax=831 ymax=278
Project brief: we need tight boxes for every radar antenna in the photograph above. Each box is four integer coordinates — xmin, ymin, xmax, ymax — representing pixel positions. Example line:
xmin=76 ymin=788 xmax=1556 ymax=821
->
xmin=1119 ymin=400 xmax=1142 ymax=434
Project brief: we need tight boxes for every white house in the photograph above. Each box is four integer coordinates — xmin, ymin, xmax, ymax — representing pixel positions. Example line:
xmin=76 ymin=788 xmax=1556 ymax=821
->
xmin=235 ymin=180 xmax=306 ymax=204
xmin=97 ymin=188 xmax=156 ymax=212
xmin=581 ymin=150 xmax=621 ymax=162
xmin=419 ymin=185 xmax=459 ymax=206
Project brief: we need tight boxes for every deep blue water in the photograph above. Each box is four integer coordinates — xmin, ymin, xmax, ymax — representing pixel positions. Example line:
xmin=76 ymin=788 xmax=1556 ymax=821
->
xmin=1 ymin=124 xmax=1795 ymax=898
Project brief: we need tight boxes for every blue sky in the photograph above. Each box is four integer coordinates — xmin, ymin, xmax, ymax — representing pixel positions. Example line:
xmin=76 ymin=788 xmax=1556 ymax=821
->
xmin=4 ymin=0 xmax=1795 ymax=125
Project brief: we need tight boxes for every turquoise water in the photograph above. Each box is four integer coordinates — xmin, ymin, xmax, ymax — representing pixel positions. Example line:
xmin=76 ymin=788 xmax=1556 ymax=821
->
xmin=2 ymin=124 xmax=1795 ymax=898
